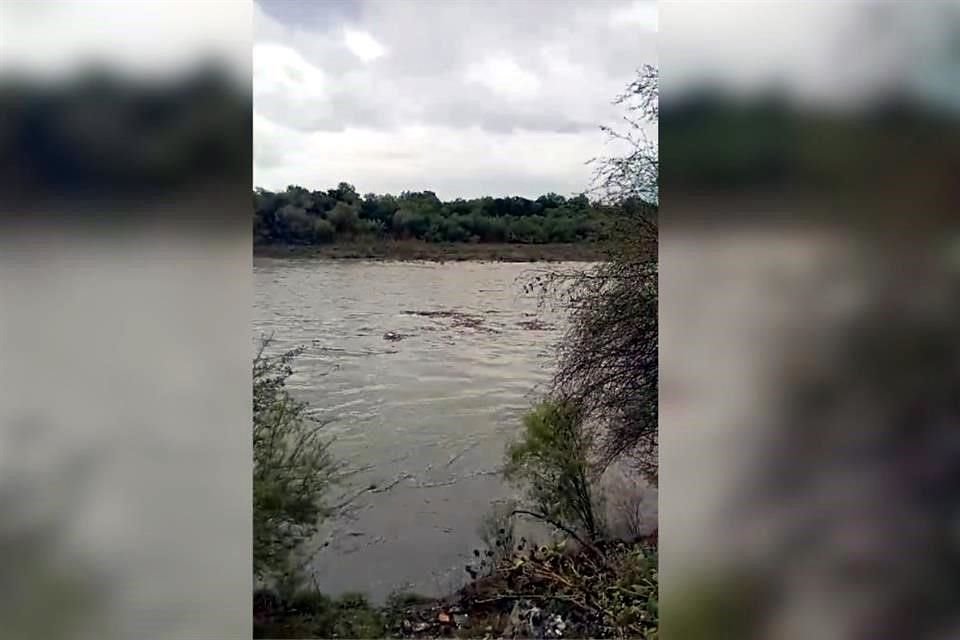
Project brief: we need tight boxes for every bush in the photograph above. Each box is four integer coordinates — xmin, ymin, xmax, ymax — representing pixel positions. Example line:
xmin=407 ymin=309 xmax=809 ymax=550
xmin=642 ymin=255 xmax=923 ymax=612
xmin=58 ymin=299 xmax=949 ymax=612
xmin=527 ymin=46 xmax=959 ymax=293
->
xmin=468 ymin=500 xmax=519 ymax=579
xmin=505 ymin=400 xmax=605 ymax=542
xmin=254 ymin=588 xmax=385 ymax=639
xmin=311 ymin=217 xmax=335 ymax=243
xmin=253 ymin=338 xmax=341 ymax=584
xmin=328 ymin=201 xmax=360 ymax=235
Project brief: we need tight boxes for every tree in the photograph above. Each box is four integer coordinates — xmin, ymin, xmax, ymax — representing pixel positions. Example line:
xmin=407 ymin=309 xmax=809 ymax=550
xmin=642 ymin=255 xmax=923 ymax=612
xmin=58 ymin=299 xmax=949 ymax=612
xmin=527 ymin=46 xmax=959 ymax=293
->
xmin=505 ymin=400 xmax=604 ymax=542
xmin=311 ymin=218 xmax=335 ymax=243
xmin=328 ymin=201 xmax=360 ymax=235
xmin=331 ymin=182 xmax=359 ymax=205
xmin=591 ymin=63 xmax=658 ymax=211
xmin=275 ymin=205 xmax=314 ymax=244
xmin=537 ymin=192 xmax=566 ymax=209
xmin=534 ymin=66 xmax=659 ymax=484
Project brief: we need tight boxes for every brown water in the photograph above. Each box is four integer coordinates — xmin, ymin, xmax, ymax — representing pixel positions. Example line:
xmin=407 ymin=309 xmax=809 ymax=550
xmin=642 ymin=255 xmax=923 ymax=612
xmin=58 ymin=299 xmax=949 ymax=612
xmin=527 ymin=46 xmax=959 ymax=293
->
xmin=254 ymin=258 xmax=582 ymax=600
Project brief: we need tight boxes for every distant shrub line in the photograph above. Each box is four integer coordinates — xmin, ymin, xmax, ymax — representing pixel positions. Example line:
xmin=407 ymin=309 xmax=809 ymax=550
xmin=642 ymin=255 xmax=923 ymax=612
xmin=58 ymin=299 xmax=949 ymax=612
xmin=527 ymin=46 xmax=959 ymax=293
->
xmin=254 ymin=184 xmax=643 ymax=246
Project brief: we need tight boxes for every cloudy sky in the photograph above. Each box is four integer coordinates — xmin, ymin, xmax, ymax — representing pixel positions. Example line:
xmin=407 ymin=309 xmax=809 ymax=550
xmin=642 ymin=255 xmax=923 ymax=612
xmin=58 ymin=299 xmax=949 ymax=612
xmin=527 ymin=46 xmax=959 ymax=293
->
xmin=254 ymin=0 xmax=657 ymax=199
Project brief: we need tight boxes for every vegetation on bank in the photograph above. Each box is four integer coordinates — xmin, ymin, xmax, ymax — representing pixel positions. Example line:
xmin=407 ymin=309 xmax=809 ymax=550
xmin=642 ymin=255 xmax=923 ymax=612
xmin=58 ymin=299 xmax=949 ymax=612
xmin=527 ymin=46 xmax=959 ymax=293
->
xmin=253 ymin=184 xmax=644 ymax=247
xmin=253 ymin=341 xmax=658 ymax=639
xmin=255 ymin=537 xmax=657 ymax=639
xmin=254 ymin=341 xmax=342 ymax=587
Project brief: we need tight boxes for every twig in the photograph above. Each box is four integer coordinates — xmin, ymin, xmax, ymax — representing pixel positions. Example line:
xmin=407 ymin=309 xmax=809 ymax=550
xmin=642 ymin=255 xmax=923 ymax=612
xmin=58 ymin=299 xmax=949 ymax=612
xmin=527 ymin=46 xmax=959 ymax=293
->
xmin=474 ymin=593 xmax=594 ymax=614
xmin=508 ymin=509 xmax=605 ymax=561
xmin=329 ymin=472 xmax=412 ymax=511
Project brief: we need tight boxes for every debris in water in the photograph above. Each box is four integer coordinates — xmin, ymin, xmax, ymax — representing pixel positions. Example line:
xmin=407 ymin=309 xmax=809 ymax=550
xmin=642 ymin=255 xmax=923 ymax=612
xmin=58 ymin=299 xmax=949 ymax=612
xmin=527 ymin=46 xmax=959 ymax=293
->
xmin=402 ymin=309 xmax=500 ymax=333
xmin=517 ymin=319 xmax=555 ymax=330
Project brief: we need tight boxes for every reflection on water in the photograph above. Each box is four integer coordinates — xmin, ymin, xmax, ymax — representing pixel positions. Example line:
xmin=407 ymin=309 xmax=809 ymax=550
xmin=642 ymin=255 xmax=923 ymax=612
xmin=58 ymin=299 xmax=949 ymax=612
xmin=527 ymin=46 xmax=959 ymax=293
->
xmin=254 ymin=259 xmax=583 ymax=601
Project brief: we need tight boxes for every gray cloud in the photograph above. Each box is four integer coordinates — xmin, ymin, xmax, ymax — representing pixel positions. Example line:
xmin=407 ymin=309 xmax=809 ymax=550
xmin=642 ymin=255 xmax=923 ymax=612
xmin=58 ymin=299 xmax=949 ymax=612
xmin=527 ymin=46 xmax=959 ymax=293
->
xmin=254 ymin=0 xmax=656 ymax=198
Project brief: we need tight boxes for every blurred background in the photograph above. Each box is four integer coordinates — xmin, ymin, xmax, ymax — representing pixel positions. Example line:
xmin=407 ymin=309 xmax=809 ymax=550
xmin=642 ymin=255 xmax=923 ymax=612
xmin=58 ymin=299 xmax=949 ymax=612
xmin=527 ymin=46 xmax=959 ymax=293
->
xmin=0 ymin=1 xmax=252 ymax=639
xmin=659 ymin=2 xmax=960 ymax=639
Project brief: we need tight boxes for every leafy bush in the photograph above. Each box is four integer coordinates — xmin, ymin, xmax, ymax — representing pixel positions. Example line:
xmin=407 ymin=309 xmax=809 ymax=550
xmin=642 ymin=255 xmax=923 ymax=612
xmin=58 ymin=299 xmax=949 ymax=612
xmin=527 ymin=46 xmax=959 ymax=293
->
xmin=467 ymin=500 xmax=521 ymax=579
xmin=505 ymin=400 xmax=605 ymax=542
xmin=253 ymin=338 xmax=341 ymax=584
xmin=613 ymin=543 xmax=659 ymax=637
xmin=254 ymin=588 xmax=385 ymax=639
xmin=328 ymin=201 xmax=360 ymax=234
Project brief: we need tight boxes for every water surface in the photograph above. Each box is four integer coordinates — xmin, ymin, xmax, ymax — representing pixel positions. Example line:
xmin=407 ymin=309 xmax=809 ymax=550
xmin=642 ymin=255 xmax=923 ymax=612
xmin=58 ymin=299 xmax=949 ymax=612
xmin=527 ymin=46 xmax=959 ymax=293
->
xmin=254 ymin=259 xmax=581 ymax=600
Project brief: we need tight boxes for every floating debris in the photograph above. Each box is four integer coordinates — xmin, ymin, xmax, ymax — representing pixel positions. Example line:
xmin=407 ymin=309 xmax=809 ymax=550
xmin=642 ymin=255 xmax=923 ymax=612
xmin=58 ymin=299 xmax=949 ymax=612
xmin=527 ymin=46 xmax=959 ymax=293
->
xmin=517 ymin=319 xmax=556 ymax=330
xmin=402 ymin=309 xmax=500 ymax=333
xmin=402 ymin=309 xmax=461 ymax=318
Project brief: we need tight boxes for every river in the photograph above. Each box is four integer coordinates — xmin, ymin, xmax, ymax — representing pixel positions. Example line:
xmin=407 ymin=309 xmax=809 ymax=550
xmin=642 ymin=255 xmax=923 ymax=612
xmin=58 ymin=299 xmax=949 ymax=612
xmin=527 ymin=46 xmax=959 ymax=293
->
xmin=254 ymin=258 xmax=584 ymax=601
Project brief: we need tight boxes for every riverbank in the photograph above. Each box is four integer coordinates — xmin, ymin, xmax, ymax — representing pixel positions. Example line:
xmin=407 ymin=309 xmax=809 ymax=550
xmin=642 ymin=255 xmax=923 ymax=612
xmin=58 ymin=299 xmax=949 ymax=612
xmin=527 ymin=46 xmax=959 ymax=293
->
xmin=253 ymin=241 xmax=609 ymax=262
xmin=253 ymin=535 xmax=658 ymax=639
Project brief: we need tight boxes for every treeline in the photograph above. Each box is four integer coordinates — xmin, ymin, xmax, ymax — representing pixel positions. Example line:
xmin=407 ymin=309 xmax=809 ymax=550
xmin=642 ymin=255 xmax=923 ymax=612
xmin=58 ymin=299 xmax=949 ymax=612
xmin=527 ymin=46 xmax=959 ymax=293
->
xmin=254 ymin=183 xmax=619 ymax=245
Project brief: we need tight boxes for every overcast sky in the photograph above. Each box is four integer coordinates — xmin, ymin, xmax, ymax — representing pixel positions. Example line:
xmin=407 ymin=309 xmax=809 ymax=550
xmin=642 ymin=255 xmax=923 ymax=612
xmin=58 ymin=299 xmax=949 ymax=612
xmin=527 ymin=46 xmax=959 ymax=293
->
xmin=253 ymin=0 xmax=657 ymax=199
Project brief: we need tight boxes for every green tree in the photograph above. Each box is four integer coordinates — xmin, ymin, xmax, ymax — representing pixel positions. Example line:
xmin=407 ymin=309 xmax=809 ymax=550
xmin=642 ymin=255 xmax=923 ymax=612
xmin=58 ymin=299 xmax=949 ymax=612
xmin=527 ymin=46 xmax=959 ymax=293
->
xmin=505 ymin=400 xmax=604 ymax=541
xmin=533 ymin=66 xmax=659 ymax=483
xmin=328 ymin=201 xmax=360 ymax=236
xmin=311 ymin=218 xmax=335 ymax=243
xmin=275 ymin=205 xmax=314 ymax=244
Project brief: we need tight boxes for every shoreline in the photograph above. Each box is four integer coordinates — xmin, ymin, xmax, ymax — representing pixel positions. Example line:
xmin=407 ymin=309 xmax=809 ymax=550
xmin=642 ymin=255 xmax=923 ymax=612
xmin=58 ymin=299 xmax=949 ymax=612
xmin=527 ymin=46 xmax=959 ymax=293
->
xmin=254 ymin=535 xmax=657 ymax=639
xmin=253 ymin=241 xmax=609 ymax=263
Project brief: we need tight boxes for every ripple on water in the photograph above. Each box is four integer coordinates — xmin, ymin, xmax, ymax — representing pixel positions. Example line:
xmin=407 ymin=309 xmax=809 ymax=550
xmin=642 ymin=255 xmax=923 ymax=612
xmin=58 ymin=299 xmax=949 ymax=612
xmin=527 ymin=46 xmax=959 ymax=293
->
xmin=254 ymin=259 xmax=587 ymax=602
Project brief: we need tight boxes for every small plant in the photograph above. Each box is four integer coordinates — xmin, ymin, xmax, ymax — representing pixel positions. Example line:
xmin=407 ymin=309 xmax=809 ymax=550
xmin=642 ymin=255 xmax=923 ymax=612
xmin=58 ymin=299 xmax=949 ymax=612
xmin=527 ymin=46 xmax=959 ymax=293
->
xmin=253 ymin=337 xmax=342 ymax=584
xmin=615 ymin=543 xmax=658 ymax=636
xmin=329 ymin=593 xmax=384 ymax=639
xmin=383 ymin=590 xmax=434 ymax=632
xmin=469 ymin=500 xmax=518 ymax=578
xmin=253 ymin=588 xmax=385 ymax=639
xmin=505 ymin=399 xmax=605 ymax=542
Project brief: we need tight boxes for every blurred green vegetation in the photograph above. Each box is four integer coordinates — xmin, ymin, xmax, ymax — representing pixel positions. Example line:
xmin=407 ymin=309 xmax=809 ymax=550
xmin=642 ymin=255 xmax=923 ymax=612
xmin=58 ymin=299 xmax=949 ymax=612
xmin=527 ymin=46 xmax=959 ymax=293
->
xmin=0 ymin=64 xmax=249 ymax=205
xmin=661 ymin=91 xmax=960 ymax=205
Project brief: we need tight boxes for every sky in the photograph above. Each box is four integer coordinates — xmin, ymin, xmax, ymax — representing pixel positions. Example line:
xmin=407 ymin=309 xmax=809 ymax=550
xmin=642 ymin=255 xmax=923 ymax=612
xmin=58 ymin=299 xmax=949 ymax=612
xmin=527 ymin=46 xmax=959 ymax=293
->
xmin=253 ymin=0 xmax=658 ymax=199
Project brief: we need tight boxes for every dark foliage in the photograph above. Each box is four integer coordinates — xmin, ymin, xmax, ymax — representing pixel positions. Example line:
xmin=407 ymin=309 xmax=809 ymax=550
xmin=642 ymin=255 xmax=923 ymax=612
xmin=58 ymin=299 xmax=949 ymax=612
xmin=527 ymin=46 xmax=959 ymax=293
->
xmin=546 ymin=257 xmax=658 ymax=483
xmin=253 ymin=339 xmax=340 ymax=583
xmin=532 ymin=66 xmax=659 ymax=484
xmin=253 ymin=183 xmax=623 ymax=246
xmin=0 ymin=64 xmax=249 ymax=207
